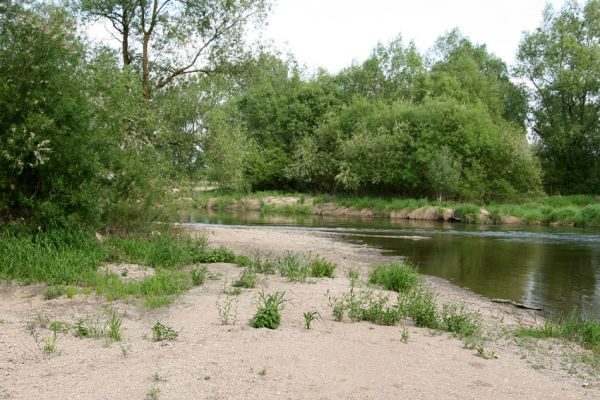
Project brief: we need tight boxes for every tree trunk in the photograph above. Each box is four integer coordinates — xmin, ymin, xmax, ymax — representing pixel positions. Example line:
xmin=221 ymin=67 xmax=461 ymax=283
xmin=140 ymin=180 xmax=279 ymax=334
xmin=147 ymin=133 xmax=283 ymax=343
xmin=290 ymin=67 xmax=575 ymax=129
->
xmin=142 ymin=34 xmax=150 ymax=99
xmin=122 ymin=10 xmax=131 ymax=66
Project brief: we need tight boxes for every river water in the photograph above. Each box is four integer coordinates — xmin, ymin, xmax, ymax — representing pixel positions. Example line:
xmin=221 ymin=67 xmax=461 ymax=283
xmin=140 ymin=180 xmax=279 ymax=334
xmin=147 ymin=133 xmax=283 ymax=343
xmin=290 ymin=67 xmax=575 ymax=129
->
xmin=176 ymin=210 xmax=600 ymax=321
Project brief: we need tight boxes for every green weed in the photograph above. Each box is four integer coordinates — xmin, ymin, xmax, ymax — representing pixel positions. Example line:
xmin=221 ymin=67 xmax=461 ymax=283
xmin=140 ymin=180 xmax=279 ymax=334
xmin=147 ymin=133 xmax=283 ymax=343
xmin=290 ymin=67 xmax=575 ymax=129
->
xmin=151 ymin=322 xmax=179 ymax=342
xmin=43 ymin=285 xmax=66 ymax=300
xmin=309 ymin=258 xmax=336 ymax=278
xmin=303 ymin=311 xmax=323 ymax=329
xmin=515 ymin=313 xmax=600 ymax=352
xmin=250 ymin=290 xmax=286 ymax=329
xmin=232 ymin=269 xmax=257 ymax=288
xmin=217 ymin=295 xmax=238 ymax=325
xmin=190 ymin=266 xmax=208 ymax=286
xmin=440 ymin=303 xmax=481 ymax=338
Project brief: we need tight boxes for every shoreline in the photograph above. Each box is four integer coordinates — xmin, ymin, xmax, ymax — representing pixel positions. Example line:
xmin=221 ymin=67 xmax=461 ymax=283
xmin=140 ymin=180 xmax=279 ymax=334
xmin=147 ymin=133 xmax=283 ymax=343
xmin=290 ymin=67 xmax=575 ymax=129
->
xmin=1 ymin=225 xmax=598 ymax=399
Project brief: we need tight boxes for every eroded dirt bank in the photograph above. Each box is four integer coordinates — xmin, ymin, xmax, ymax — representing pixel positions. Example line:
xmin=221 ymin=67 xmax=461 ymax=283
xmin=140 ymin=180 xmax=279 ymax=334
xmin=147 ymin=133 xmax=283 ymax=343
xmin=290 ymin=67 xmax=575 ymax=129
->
xmin=1 ymin=226 xmax=598 ymax=399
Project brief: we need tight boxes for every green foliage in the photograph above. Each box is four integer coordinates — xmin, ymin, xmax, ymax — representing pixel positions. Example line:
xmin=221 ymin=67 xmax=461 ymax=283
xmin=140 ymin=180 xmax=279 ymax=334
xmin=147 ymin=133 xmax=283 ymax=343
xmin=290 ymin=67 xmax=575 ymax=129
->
xmin=440 ymin=304 xmax=481 ymax=338
xmin=151 ymin=322 xmax=179 ymax=342
xmin=368 ymin=262 xmax=420 ymax=293
xmin=232 ymin=269 xmax=257 ymax=288
xmin=250 ymin=290 xmax=286 ymax=329
xmin=309 ymin=258 xmax=337 ymax=278
xmin=43 ymin=285 xmax=66 ymax=300
xmin=278 ymin=253 xmax=310 ymax=282
xmin=516 ymin=0 xmax=600 ymax=194
xmin=303 ymin=311 xmax=323 ymax=330
xmin=515 ymin=313 xmax=600 ymax=352
xmin=405 ymin=289 xmax=440 ymax=329
xmin=191 ymin=267 xmax=208 ymax=286
xmin=106 ymin=233 xmax=209 ymax=269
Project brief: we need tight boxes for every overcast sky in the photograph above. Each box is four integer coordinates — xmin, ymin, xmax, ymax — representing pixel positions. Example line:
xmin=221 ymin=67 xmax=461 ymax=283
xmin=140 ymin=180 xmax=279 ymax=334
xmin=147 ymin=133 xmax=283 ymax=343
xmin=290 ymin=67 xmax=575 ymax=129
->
xmin=258 ymin=0 xmax=568 ymax=73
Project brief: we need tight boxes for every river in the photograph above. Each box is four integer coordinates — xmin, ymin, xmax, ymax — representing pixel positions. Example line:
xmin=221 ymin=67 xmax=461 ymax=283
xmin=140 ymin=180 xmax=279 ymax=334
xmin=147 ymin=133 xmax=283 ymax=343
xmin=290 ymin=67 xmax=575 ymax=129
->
xmin=176 ymin=210 xmax=600 ymax=322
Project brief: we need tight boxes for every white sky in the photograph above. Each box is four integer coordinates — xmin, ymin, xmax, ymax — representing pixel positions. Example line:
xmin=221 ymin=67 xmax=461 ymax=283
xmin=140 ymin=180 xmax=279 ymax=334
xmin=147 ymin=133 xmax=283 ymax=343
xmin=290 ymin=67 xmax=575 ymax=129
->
xmin=259 ymin=0 xmax=568 ymax=72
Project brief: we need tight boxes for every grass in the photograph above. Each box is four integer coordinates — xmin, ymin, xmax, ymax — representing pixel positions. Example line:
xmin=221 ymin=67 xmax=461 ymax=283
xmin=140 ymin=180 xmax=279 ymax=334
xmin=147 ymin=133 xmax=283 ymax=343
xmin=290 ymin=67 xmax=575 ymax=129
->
xmin=515 ymin=313 xmax=600 ymax=352
xmin=184 ymin=190 xmax=600 ymax=227
xmin=250 ymin=290 xmax=287 ymax=329
xmin=232 ymin=269 xmax=257 ymax=288
xmin=368 ymin=262 xmax=420 ymax=293
xmin=0 ymin=227 xmax=238 ymax=307
xmin=74 ymin=310 xmax=124 ymax=341
xmin=246 ymin=252 xmax=337 ymax=282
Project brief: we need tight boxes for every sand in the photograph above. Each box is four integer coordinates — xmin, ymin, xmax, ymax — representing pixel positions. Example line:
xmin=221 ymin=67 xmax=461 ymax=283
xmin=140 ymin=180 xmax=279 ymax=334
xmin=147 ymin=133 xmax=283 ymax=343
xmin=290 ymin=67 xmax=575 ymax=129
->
xmin=1 ymin=225 xmax=598 ymax=399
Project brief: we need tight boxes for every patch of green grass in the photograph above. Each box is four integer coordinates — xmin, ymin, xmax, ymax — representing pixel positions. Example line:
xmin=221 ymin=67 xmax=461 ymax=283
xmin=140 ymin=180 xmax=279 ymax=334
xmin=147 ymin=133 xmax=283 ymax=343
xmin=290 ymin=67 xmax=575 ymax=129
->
xmin=232 ymin=269 xmax=257 ymax=288
xmin=65 ymin=286 xmax=77 ymax=299
xmin=515 ymin=313 xmax=600 ymax=352
xmin=440 ymin=303 xmax=481 ymax=338
xmin=453 ymin=204 xmax=480 ymax=223
xmin=368 ymin=262 xmax=420 ymax=293
xmin=74 ymin=310 xmax=123 ymax=341
xmin=49 ymin=320 xmax=71 ymax=333
xmin=106 ymin=233 xmax=209 ymax=269
xmin=151 ymin=322 xmax=178 ymax=342
xmin=190 ymin=266 xmax=208 ymax=286
xmin=278 ymin=253 xmax=310 ymax=282
xmin=106 ymin=310 xmax=123 ymax=341
xmin=147 ymin=387 xmax=161 ymax=400
xmin=250 ymin=290 xmax=286 ymax=329
xmin=309 ymin=258 xmax=336 ymax=278
xmin=258 ymin=368 xmax=267 ymax=376
xmin=43 ymin=285 xmax=66 ymax=300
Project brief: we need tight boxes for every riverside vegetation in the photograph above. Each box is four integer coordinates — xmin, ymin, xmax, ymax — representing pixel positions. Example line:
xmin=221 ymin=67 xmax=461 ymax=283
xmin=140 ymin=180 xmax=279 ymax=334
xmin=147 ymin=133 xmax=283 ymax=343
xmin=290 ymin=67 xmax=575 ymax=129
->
xmin=1 ymin=0 xmax=600 ymax=394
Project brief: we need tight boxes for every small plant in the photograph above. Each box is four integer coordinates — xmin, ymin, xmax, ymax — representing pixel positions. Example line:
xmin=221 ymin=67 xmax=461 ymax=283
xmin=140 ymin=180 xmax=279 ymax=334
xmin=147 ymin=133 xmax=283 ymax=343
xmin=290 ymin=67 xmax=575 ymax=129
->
xmin=43 ymin=285 xmax=66 ymax=300
xmin=278 ymin=253 xmax=309 ymax=282
xmin=232 ymin=269 xmax=257 ymax=288
xmin=303 ymin=311 xmax=323 ymax=330
xmin=440 ymin=303 xmax=480 ymax=338
xmin=107 ymin=310 xmax=123 ymax=341
xmin=151 ymin=322 xmax=178 ymax=342
xmin=74 ymin=318 xmax=105 ymax=338
xmin=65 ymin=286 xmax=77 ymax=299
xmin=405 ymin=288 xmax=439 ymax=329
xmin=121 ymin=269 xmax=129 ymax=277
xmin=120 ymin=344 xmax=130 ymax=357
xmin=258 ymin=369 xmax=267 ymax=376
xmin=147 ymin=387 xmax=160 ymax=400
xmin=309 ymin=258 xmax=336 ymax=278
xmin=191 ymin=266 xmax=208 ymax=286
xmin=49 ymin=320 xmax=71 ymax=333
xmin=368 ymin=262 xmax=420 ymax=293
xmin=476 ymin=346 xmax=498 ymax=360
xmin=151 ymin=372 xmax=167 ymax=383
xmin=235 ymin=255 xmax=251 ymax=267
xmin=223 ymin=286 xmax=242 ymax=296
xmin=400 ymin=324 xmax=410 ymax=343
xmin=217 ymin=295 xmax=239 ymax=325
xmin=42 ymin=331 xmax=59 ymax=355
xmin=250 ymin=290 xmax=286 ymax=329
xmin=247 ymin=252 xmax=277 ymax=274
xmin=327 ymin=292 xmax=346 ymax=322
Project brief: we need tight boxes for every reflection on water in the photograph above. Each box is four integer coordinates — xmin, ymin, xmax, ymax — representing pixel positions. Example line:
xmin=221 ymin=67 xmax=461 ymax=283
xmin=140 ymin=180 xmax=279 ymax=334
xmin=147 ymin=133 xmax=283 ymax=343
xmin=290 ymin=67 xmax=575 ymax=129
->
xmin=175 ymin=210 xmax=600 ymax=321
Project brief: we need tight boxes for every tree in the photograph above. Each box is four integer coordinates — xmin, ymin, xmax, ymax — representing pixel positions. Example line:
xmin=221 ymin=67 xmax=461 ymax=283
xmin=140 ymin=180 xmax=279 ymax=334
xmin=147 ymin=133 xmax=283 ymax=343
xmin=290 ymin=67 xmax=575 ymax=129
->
xmin=78 ymin=0 xmax=270 ymax=99
xmin=515 ymin=0 xmax=600 ymax=193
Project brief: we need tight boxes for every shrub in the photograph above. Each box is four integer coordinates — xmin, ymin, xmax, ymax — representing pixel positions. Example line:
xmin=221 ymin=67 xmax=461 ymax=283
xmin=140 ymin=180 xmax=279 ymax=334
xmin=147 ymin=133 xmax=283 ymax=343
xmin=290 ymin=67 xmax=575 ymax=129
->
xmin=440 ymin=303 xmax=480 ymax=338
xmin=405 ymin=289 xmax=439 ymax=329
xmin=151 ymin=321 xmax=179 ymax=341
xmin=232 ymin=269 xmax=257 ymax=288
xmin=250 ymin=290 xmax=286 ymax=329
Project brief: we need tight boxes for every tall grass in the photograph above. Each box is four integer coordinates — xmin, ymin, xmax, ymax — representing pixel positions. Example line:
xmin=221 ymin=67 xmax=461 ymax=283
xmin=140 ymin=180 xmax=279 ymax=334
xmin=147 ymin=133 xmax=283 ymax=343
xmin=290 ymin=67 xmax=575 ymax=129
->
xmin=368 ymin=262 xmax=420 ymax=293
xmin=516 ymin=313 xmax=600 ymax=352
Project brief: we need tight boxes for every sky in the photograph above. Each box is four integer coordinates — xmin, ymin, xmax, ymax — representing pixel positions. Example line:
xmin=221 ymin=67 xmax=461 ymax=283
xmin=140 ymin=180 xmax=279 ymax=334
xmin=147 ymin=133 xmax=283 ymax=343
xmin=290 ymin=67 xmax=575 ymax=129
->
xmin=257 ymin=0 xmax=568 ymax=73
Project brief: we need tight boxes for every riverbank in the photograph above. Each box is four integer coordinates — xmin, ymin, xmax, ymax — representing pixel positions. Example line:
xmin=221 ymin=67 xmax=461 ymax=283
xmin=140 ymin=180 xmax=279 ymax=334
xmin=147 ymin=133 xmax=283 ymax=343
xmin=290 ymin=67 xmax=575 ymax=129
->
xmin=168 ymin=189 xmax=600 ymax=228
xmin=1 ymin=225 xmax=599 ymax=399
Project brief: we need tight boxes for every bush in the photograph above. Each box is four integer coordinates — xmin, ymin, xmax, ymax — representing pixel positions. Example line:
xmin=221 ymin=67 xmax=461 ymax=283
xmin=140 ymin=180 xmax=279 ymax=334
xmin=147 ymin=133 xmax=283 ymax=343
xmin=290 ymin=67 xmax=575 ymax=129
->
xmin=250 ymin=290 xmax=286 ymax=329
xmin=310 ymin=258 xmax=336 ymax=278
xmin=368 ymin=262 xmax=420 ymax=293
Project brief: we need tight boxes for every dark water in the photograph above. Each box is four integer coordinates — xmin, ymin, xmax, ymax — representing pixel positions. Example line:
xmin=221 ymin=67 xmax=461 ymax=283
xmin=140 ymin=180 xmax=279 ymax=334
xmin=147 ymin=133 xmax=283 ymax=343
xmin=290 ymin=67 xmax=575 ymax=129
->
xmin=175 ymin=210 xmax=600 ymax=321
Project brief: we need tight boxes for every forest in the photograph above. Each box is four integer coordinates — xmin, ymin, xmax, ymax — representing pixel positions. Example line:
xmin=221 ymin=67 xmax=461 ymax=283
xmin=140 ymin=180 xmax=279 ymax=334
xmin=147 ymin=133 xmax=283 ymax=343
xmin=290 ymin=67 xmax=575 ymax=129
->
xmin=1 ymin=0 xmax=599 ymax=229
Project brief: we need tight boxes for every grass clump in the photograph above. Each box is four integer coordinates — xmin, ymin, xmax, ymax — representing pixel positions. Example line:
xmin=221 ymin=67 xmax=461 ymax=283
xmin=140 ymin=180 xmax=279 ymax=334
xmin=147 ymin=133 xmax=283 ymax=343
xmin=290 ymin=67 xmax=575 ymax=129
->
xmin=232 ymin=269 xmax=257 ymax=288
xmin=151 ymin=321 xmax=179 ymax=342
xmin=404 ymin=288 xmax=440 ymax=329
xmin=278 ymin=253 xmax=310 ymax=282
xmin=190 ymin=266 xmax=208 ymax=286
xmin=515 ymin=313 xmax=600 ymax=352
xmin=440 ymin=303 xmax=481 ymax=338
xmin=250 ymin=290 xmax=286 ymax=329
xmin=74 ymin=310 xmax=123 ymax=341
xmin=368 ymin=261 xmax=420 ymax=293
xmin=309 ymin=258 xmax=336 ymax=278
xmin=217 ymin=295 xmax=238 ymax=325
xmin=43 ymin=285 xmax=66 ymax=300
